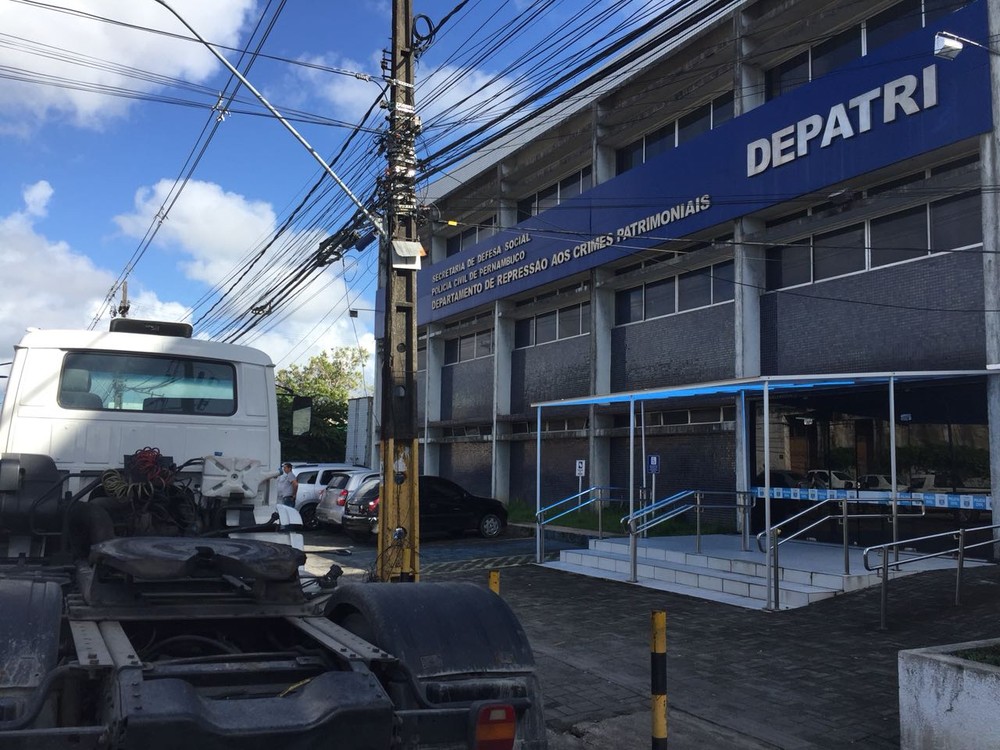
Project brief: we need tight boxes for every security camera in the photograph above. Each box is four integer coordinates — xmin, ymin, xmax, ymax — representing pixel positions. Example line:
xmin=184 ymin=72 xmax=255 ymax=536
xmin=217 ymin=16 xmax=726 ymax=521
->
xmin=934 ymin=33 xmax=964 ymax=60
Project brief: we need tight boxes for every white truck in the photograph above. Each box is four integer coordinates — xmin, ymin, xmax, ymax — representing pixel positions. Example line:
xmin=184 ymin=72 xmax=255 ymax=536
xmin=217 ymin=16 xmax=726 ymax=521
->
xmin=0 ymin=319 xmax=545 ymax=749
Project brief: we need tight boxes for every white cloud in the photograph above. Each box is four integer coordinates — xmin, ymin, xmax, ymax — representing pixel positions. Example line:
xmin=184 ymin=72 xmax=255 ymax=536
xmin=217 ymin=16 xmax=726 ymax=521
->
xmin=0 ymin=0 xmax=256 ymax=131
xmin=0 ymin=182 xmax=115 ymax=356
xmin=114 ymin=179 xmax=277 ymax=286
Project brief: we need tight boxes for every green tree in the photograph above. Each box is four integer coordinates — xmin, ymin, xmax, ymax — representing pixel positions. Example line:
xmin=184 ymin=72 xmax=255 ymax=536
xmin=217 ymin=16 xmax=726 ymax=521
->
xmin=275 ymin=347 xmax=369 ymax=462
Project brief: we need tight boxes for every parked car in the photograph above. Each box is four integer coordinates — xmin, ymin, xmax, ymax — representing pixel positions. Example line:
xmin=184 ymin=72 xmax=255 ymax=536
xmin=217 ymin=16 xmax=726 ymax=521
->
xmin=857 ymin=474 xmax=901 ymax=491
xmin=342 ymin=475 xmax=508 ymax=541
xmin=753 ymin=470 xmax=808 ymax=489
xmin=289 ymin=462 xmax=359 ymax=528
xmin=806 ymin=469 xmax=855 ymax=489
xmin=315 ymin=468 xmax=380 ymax=528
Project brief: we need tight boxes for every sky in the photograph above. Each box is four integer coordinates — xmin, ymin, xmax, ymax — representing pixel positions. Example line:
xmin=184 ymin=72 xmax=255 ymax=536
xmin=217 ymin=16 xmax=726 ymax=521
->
xmin=0 ymin=0 xmax=670 ymax=390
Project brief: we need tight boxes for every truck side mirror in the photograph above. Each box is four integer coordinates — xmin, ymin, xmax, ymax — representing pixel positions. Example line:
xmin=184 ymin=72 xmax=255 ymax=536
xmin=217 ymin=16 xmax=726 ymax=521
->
xmin=291 ymin=396 xmax=313 ymax=436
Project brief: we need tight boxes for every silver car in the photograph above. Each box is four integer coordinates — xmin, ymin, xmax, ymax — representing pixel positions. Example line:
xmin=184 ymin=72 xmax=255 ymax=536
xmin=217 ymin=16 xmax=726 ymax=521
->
xmin=315 ymin=468 xmax=379 ymax=528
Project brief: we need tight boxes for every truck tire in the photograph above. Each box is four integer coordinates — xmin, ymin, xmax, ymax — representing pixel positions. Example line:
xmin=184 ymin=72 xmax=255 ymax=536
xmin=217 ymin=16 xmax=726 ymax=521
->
xmin=327 ymin=582 xmax=546 ymax=748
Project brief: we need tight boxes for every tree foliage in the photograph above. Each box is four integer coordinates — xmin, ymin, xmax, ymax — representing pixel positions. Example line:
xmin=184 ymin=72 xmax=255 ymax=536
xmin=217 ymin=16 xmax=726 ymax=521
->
xmin=275 ymin=347 xmax=369 ymax=462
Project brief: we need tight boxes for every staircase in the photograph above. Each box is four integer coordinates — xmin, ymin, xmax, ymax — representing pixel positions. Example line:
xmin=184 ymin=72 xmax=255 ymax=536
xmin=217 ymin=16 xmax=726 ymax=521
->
xmin=541 ymin=534 xmax=927 ymax=610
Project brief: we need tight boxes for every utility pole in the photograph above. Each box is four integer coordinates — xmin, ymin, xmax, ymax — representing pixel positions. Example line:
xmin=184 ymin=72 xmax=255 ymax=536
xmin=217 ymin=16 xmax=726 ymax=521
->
xmin=377 ymin=0 xmax=422 ymax=582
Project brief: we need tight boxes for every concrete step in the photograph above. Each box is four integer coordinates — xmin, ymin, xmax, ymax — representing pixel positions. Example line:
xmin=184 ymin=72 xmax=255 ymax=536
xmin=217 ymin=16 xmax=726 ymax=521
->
xmin=589 ymin=538 xmax=880 ymax=592
xmin=553 ymin=546 xmax=843 ymax=610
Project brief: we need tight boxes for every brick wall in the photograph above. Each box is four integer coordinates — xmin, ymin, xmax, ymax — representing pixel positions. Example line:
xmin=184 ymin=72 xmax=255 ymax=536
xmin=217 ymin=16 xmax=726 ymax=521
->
xmin=611 ymin=304 xmax=735 ymax=391
xmin=761 ymin=254 xmax=985 ymax=374
xmin=510 ymin=337 xmax=591 ymax=414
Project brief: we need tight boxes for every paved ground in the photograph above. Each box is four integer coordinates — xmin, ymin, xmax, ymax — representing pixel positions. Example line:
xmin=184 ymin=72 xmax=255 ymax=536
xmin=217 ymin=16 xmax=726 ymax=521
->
xmin=417 ymin=555 xmax=1000 ymax=749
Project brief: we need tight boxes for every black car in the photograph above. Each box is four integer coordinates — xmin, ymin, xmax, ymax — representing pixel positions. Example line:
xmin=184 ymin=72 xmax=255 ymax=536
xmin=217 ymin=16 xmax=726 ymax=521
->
xmin=341 ymin=475 xmax=508 ymax=540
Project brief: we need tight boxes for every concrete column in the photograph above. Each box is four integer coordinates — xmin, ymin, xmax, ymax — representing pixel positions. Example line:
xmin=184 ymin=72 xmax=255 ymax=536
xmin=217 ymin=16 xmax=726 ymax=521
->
xmin=589 ymin=267 xmax=614 ymax=490
xmin=981 ymin=0 xmax=1000 ymax=533
xmin=493 ymin=301 xmax=514 ymax=502
xmin=592 ymin=101 xmax=616 ymax=185
xmin=734 ymin=10 xmax=765 ymax=117
xmin=423 ymin=322 xmax=444 ymax=476
xmin=734 ymin=216 xmax=765 ymax=506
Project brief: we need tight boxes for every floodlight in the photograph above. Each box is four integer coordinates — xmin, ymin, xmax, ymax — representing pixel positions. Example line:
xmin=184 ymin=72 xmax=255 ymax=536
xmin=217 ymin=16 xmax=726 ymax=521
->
xmin=934 ymin=33 xmax=964 ymax=60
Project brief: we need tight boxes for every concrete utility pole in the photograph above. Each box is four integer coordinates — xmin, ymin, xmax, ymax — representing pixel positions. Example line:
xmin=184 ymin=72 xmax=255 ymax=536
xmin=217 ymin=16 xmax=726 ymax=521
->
xmin=376 ymin=0 xmax=422 ymax=582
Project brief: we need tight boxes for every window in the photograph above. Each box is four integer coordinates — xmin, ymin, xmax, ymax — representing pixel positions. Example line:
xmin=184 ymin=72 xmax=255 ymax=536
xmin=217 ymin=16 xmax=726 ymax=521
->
xmin=445 ymin=218 xmax=497 ymax=256
xmin=766 ymin=51 xmax=808 ymax=101
xmin=580 ymin=302 xmax=591 ymax=334
xmin=931 ymin=191 xmax=982 ymax=251
xmin=713 ymin=260 xmax=736 ymax=302
xmin=866 ymin=0 xmax=921 ymax=53
xmin=535 ymin=310 xmax=557 ymax=344
xmin=712 ymin=91 xmax=734 ymax=127
xmin=514 ymin=318 xmax=533 ymax=348
xmin=417 ymin=344 xmax=426 ymax=371
xmin=645 ymin=123 xmax=675 ymax=159
xmin=558 ymin=305 xmax=581 ymax=338
xmin=459 ymin=334 xmax=476 ymax=362
xmin=870 ymin=205 xmax=928 ymax=268
xmin=615 ymin=286 xmax=643 ymax=325
xmin=678 ymin=267 xmax=712 ymax=311
xmin=476 ymin=329 xmax=494 ymax=358
xmin=616 ymin=140 xmax=643 ymax=175
xmin=59 ymin=352 xmax=236 ymax=414
xmin=813 ymin=224 xmax=865 ymax=281
xmin=766 ymin=245 xmax=811 ymax=290
xmin=677 ymin=103 xmax=711 ymax=145
xmin=518 ymin=166 xmax=592 ymax=219
xmin=811 ymin=26 xmax=862 ymax=80
xmin=444 ymin=339 xmax=459 ymax=365
xmin=644 ymin=277 xmax=675 ymax=318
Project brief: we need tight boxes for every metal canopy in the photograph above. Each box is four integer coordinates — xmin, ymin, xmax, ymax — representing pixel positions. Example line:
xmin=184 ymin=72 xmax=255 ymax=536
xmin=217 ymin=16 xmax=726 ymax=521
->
xmin=532 ymin=369 xmax=995 ymax=609
xmin=530 ymin=370 xmax=990 ymax=410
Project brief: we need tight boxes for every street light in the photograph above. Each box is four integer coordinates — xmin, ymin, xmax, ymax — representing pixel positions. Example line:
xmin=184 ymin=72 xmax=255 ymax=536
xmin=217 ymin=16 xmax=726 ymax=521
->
xmin=933 ymin=31 xmax=995 ymax=60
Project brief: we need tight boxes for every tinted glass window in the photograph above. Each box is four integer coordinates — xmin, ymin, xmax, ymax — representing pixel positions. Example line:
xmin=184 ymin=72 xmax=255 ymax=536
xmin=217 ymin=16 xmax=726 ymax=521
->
xmin=580 ymin=302 xmax=591 ymax=334
xmin=713 ymin=260 xmax=736 ymax=302
xmin=677 ymin=103 xmax=711 ymax=145
xmin=813 ymin=224 xmax=865 ymax=280
xmin=298 ymin=471 xmax=318 ymax=484
xmin=558 ymin=305 xmax=581 ymax=338
xmin=514 ymin=318 xmax=533 ymax=348
xmin=644 ymin=277 xmax=675 ymax=318
xmin=924 ymin=0 xmax=973 ymax=23
xmin=867 ymin=0 xmax=921 ymax=52
xmin=616 ymin=140 xmax=643 ymax=175
xmin=766 ymin=245 xmax=810 ymax=289
xmin=327 ymin=473 xmax=353 ymax=489
xmin=60 ymin=352 xmax=236 ymax=414
xmin=811 ymin=26 xmax=861 ymax=80
xmin=930 ymin=191 xmax=982 ymax=251
xmin=615 ymin=287 xmax=643 ymax=325
xmin=645 ymin=122 xmax=675 ymax=160
xmin=535 ymin=311 xmax=557 ymax=343
xmin=444 ymin=338 xmax=459 ymax=364
xmin=712 ymin=91 xmax=734 ymax=127
xmin=765 ymin=51 xmax=808 ymax=100
xmin=537 ymin=184 xmax=558 ymax=213
xmin=476 ymin=329 xmax=493 ymax=358
xmin=678 ymin=267 xmax=712 ymax=311
xmin=459 ymin=334 xmax=476 ymax=362
xmin=870 ymin=205 xmax=928 ymax=267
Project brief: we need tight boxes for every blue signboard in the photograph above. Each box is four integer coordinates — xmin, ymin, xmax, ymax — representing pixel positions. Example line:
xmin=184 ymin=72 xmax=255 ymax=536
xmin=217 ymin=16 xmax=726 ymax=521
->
xmin=647 ymin=454 xmax=660 ymax=475
xmin=417 ymin=0 xmax=991 ymax=325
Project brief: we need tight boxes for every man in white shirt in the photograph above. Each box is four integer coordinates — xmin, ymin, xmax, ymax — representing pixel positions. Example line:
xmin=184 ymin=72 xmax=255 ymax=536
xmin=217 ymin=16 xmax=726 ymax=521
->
xmin=277 ymin=462 xmax=298 ymax=506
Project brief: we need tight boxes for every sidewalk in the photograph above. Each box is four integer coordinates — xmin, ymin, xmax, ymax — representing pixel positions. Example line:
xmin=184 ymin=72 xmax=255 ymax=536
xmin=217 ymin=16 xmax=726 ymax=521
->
xmin=424 ymin=557 xmax=1000 ymax=749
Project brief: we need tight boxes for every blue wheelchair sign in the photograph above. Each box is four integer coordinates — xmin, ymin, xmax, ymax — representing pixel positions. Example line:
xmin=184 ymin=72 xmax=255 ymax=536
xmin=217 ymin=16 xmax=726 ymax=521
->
xmin=647 ymin=454 xmax=660 ymax=475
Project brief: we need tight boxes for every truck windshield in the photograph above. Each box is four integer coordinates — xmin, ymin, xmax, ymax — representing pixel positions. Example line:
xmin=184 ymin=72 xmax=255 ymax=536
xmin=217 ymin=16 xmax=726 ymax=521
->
xmin=58 ymin=352 xmax=236 ymax=415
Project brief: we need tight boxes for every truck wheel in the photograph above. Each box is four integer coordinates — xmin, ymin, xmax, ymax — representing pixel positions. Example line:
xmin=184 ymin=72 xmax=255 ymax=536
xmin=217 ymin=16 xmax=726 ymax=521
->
xmin=328 ymin=582 xmax=546 ymax=747
xmin=300 ymin=504 xmax=319 ymax=530
xmin=478 ymin=512 xmax=504 ymax=539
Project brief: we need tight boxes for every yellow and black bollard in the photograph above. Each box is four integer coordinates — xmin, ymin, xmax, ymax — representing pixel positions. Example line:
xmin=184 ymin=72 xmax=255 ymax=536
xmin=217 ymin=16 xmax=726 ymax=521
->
xmin=651 ymin=609 xmax=667 ymax=749
xmin=489 ymin=569 xmax=500 ymax=595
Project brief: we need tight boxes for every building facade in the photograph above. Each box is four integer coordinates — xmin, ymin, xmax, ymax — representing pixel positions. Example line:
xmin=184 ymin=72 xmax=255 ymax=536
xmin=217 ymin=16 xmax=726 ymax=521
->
xmin=413 ymin=0 xmax=998 ymax=523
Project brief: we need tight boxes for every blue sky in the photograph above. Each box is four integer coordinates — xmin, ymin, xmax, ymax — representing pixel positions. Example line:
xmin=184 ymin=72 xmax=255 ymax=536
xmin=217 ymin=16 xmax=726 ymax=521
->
xmin=0 ymin=0 xmax=666 ymax=383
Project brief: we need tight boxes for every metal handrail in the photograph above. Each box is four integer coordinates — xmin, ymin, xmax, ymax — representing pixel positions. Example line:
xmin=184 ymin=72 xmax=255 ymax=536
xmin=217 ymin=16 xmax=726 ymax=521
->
xmin=534 ymin=486 xmax=623 ymax=563
xmin=754 ymin=494 xmax=926 ymax=610
xmin=620 ymin=490 xmax=755 ymax=583
xmin=863 ymin=522 xmax=1000 ymax=630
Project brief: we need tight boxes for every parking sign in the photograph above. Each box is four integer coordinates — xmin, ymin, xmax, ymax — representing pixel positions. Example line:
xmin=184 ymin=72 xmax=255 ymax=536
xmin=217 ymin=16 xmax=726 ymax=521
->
xmin=575 ymin=459 xmax=586 ymax=477
xmin=647 ymin=454 xmax=660 ymax=475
